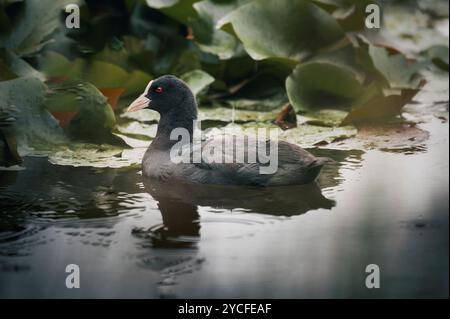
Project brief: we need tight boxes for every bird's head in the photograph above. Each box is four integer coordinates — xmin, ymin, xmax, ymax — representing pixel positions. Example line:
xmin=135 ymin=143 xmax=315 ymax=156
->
xmin=127 ymin=75 xmax=197 ymax=120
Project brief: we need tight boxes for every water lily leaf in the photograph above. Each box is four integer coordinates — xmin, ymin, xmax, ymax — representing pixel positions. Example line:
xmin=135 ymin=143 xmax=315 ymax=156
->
xmin=368 ymin=45 xmax=424 ymax=90
xmin=198 ymin=107 xmax=279 ymax=123
xmin=312 ymin=0 xmax=376 ymax=31
xmin=0 ymin=77 xmax=145 ymax=168
xmin=220 ymin=91 xmax=289 ymax=112
xmin=413 ymin=67 xmax=449 ymax=105
xmin=379 ymin=6 xmax=449 ymax=55
xmin=146 ymin=0 xmax=183 ymax=9
xmin=329 ymin=123 xmax=430 ymax=154
xmin=418 ymin=0 xmax=449 ymax=18
xmin=342 ymin=88 xmax=421 ymax=125
xmin=190 ymin=0 xmax=246 ymax=59
xmin=280 ymin=124 xmax=357 ymax=147
xmin=304 ymin=109 xmax=349 ymax=127
xmin=98 ymin=88 xmax=125 ymax=108
xmin=114 ymin=121 xmax=157 ymax=148
xmin=0 ymin=77 xmax=68 ymax=154
xmin=0 ymin=49 xmax=44 ymax=80
xmin=146 ymin=0 xmax=200 ymax=24
xmin=39 ymin=52 xmax=153 ymax=97
xmin=273 ymin=103 xmax=298 ymax=130
xmin=286 ymin=62 xmax=365 ymax=111
xmin=425 ymin=45 xmax=449 ymax=71
xmin=205 ymin=121 xmax=356 ymax=149
xmin=48 ymin=144 xmax=145 ymax=169
xmin=120 ymin=108 xmax=160 ymax=123
xmin=45 ymin=80 xmax=120 ymax=144
xmin=0 ymin=0 xmax=81 ymax=56
xmin=218 ymin=0 xmax=345 ymax=62
xmin=180 ymin=69 xmax=214 ymax=96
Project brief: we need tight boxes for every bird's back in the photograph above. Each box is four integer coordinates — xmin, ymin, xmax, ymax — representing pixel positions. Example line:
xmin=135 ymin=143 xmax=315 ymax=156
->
xmin=143 ymin=134 xmax=331 ymax=186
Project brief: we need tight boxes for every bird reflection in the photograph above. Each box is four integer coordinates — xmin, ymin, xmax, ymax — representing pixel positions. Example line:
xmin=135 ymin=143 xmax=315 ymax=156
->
xmin=142 ymin=177 xmax=336 ymax=247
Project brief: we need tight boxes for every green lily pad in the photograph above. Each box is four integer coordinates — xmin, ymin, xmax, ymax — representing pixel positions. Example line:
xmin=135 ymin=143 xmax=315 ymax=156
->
xmin=280 ymin=124 xmax=357 ymax=147
xmin=304 ymin=109 xmax=349 ymax=127
xmin=203 ymin=121 xmax=357 ymax=149
xmin=45 ymin=80 xmax=121 ymax=144
xmin=368 ymin=45 xmax=424 ymax=90
xmin=47 ymin=143 xmax=146 ymax=168
xmin=0 ymin=0 xmax=81 ymax=56
xmin=286 ymin=62 xmax=365 ymax=111
xmin=180 ymin=69 xmax=215 ymax=96
xmin=425 ymin=45 xmax=450 ymax=71
xmin=218 ymin=0 xmax=345 ymax=62
xmin=191 ymin=0 xmax=246 ymax=60
xmin=0 ymin=77 xmax=67 ymax=148
xmin=39 ymin=51 xmax=153 ymax=98
xmin=0 ymin=49 xmax=44 ymax=81
xmin=198 ymin=107 xmax=279 ymax=123
xmin=146 ymin=0 xmax=200 ymax=25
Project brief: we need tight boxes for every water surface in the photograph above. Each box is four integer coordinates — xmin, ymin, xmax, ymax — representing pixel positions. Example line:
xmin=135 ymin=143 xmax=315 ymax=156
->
xmin=0 ymin=120 xmax=448 ymax=298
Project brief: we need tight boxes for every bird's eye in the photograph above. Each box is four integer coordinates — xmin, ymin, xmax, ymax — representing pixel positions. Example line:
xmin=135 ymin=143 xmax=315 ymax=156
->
xmin=155 ymin=87 xmax=164 ymax=93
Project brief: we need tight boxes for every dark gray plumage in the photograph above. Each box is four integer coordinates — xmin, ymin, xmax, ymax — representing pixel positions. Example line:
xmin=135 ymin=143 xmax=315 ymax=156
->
xmin=128 ymin=75 xmax=333 ymax=186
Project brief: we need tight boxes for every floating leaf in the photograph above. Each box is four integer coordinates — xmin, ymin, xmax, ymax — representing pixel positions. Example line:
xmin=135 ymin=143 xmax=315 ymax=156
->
xmin=219 ymin=0 xmax=345 ymax=62
xmin=286 ymin=62 xmax=365 ymax=111
xmin=48 ymin=144 xmax=145 ymax=168
xmin=0 ymin=49 xmax=44 ymax=80
xmin=304 ymin=109 xmax=349 ymax=127
xmin=39 ymin=51 xmax=153 ymax=98
xmin=191 ymin=0 xmax=245 ymax=59
xmin=368 ymin=45 xmax=424 ymax=90
xmin=425 ymin=45 xmax=450 ymax=71
xmin=280 ymin=123 xmax=357 ymax=147
xmin=0 ymin=0 xmax=81 ymax=56
xmin=342 ymin=86 xmax=422 ymax=125
xmin=180 ymin=69 xmax=214 ymax=96
xmin=273 ymin=103 xmax=298 ymax=130
xmin=0 ymin=77 xmax=69 ymax=155
xmin=45 ymin=80 xmax=120 ymax=144
xmin=146 ymin=0 xmax=200 ymax=25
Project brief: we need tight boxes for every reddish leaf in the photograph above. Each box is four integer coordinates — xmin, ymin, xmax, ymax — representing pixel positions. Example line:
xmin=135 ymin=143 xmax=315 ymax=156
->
xmin=98 ymin=87 xmax=125 ymax=108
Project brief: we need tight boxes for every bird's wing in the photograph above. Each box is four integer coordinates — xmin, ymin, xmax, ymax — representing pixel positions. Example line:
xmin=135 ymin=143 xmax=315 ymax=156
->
xmin=191 ymin=135 xmax=324 ymax=185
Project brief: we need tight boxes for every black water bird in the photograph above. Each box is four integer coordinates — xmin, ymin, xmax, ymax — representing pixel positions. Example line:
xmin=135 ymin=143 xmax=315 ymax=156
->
xmin=127 ymin=75 xmax=333 ymax=186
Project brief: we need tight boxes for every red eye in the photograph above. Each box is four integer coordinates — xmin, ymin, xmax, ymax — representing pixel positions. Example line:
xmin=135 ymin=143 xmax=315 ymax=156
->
xmin=155 ymin=87 xmax=164 ymax=93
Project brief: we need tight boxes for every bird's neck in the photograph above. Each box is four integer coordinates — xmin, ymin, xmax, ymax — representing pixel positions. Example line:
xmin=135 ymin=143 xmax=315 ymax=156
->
xmin=152 ymin=110 xmax=197 ymax=150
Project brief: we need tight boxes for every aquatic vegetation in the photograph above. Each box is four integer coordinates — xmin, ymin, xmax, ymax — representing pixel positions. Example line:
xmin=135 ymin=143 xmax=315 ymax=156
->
xmin=0 ymin=0 xmax=448 ymax=168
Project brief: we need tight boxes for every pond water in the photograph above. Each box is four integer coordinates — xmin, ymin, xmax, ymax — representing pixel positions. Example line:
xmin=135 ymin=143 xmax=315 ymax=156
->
xmin=0 ymin=119 xmax=448 ymax=298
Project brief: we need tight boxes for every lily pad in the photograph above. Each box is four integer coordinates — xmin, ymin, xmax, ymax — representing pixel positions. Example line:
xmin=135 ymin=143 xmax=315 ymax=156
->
xmin=0 ymin=49 xmax=44 ymax=80
xmin=146 ymin=0 xmax=200 ymax=25
xmin=45 ymin=80 xmax=119 ymax=144
xmin=0 ymin=77 xmax=68 ymax=151
xmin=180 ymin=69 xmax=214 ymax=96
xmin=202 ymin=121 xmax=357 ymax=149
xmin=198 ymin=107 xmax=279 ymax=123
xmin=219 ymin=0 xmax=345 ymax=62
xmin=280 ymin=124 xmax=357 ymax=147
xmin=0 ymin=0 xmax=81 ymax=56
xmin=48 ymin=144 xmax=145 ymax=168
xmin=286 ymin=62 xmax=365 ymax=111
xmin=368 ymin=45 xmax=424 ymax=90
xmin=39 ymin=51 xmax=153 ymax=98
xmin=191 ymin=0 xmax=245 ymax=59
xmin=304 ymin=109 xmax=349 ymax=127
